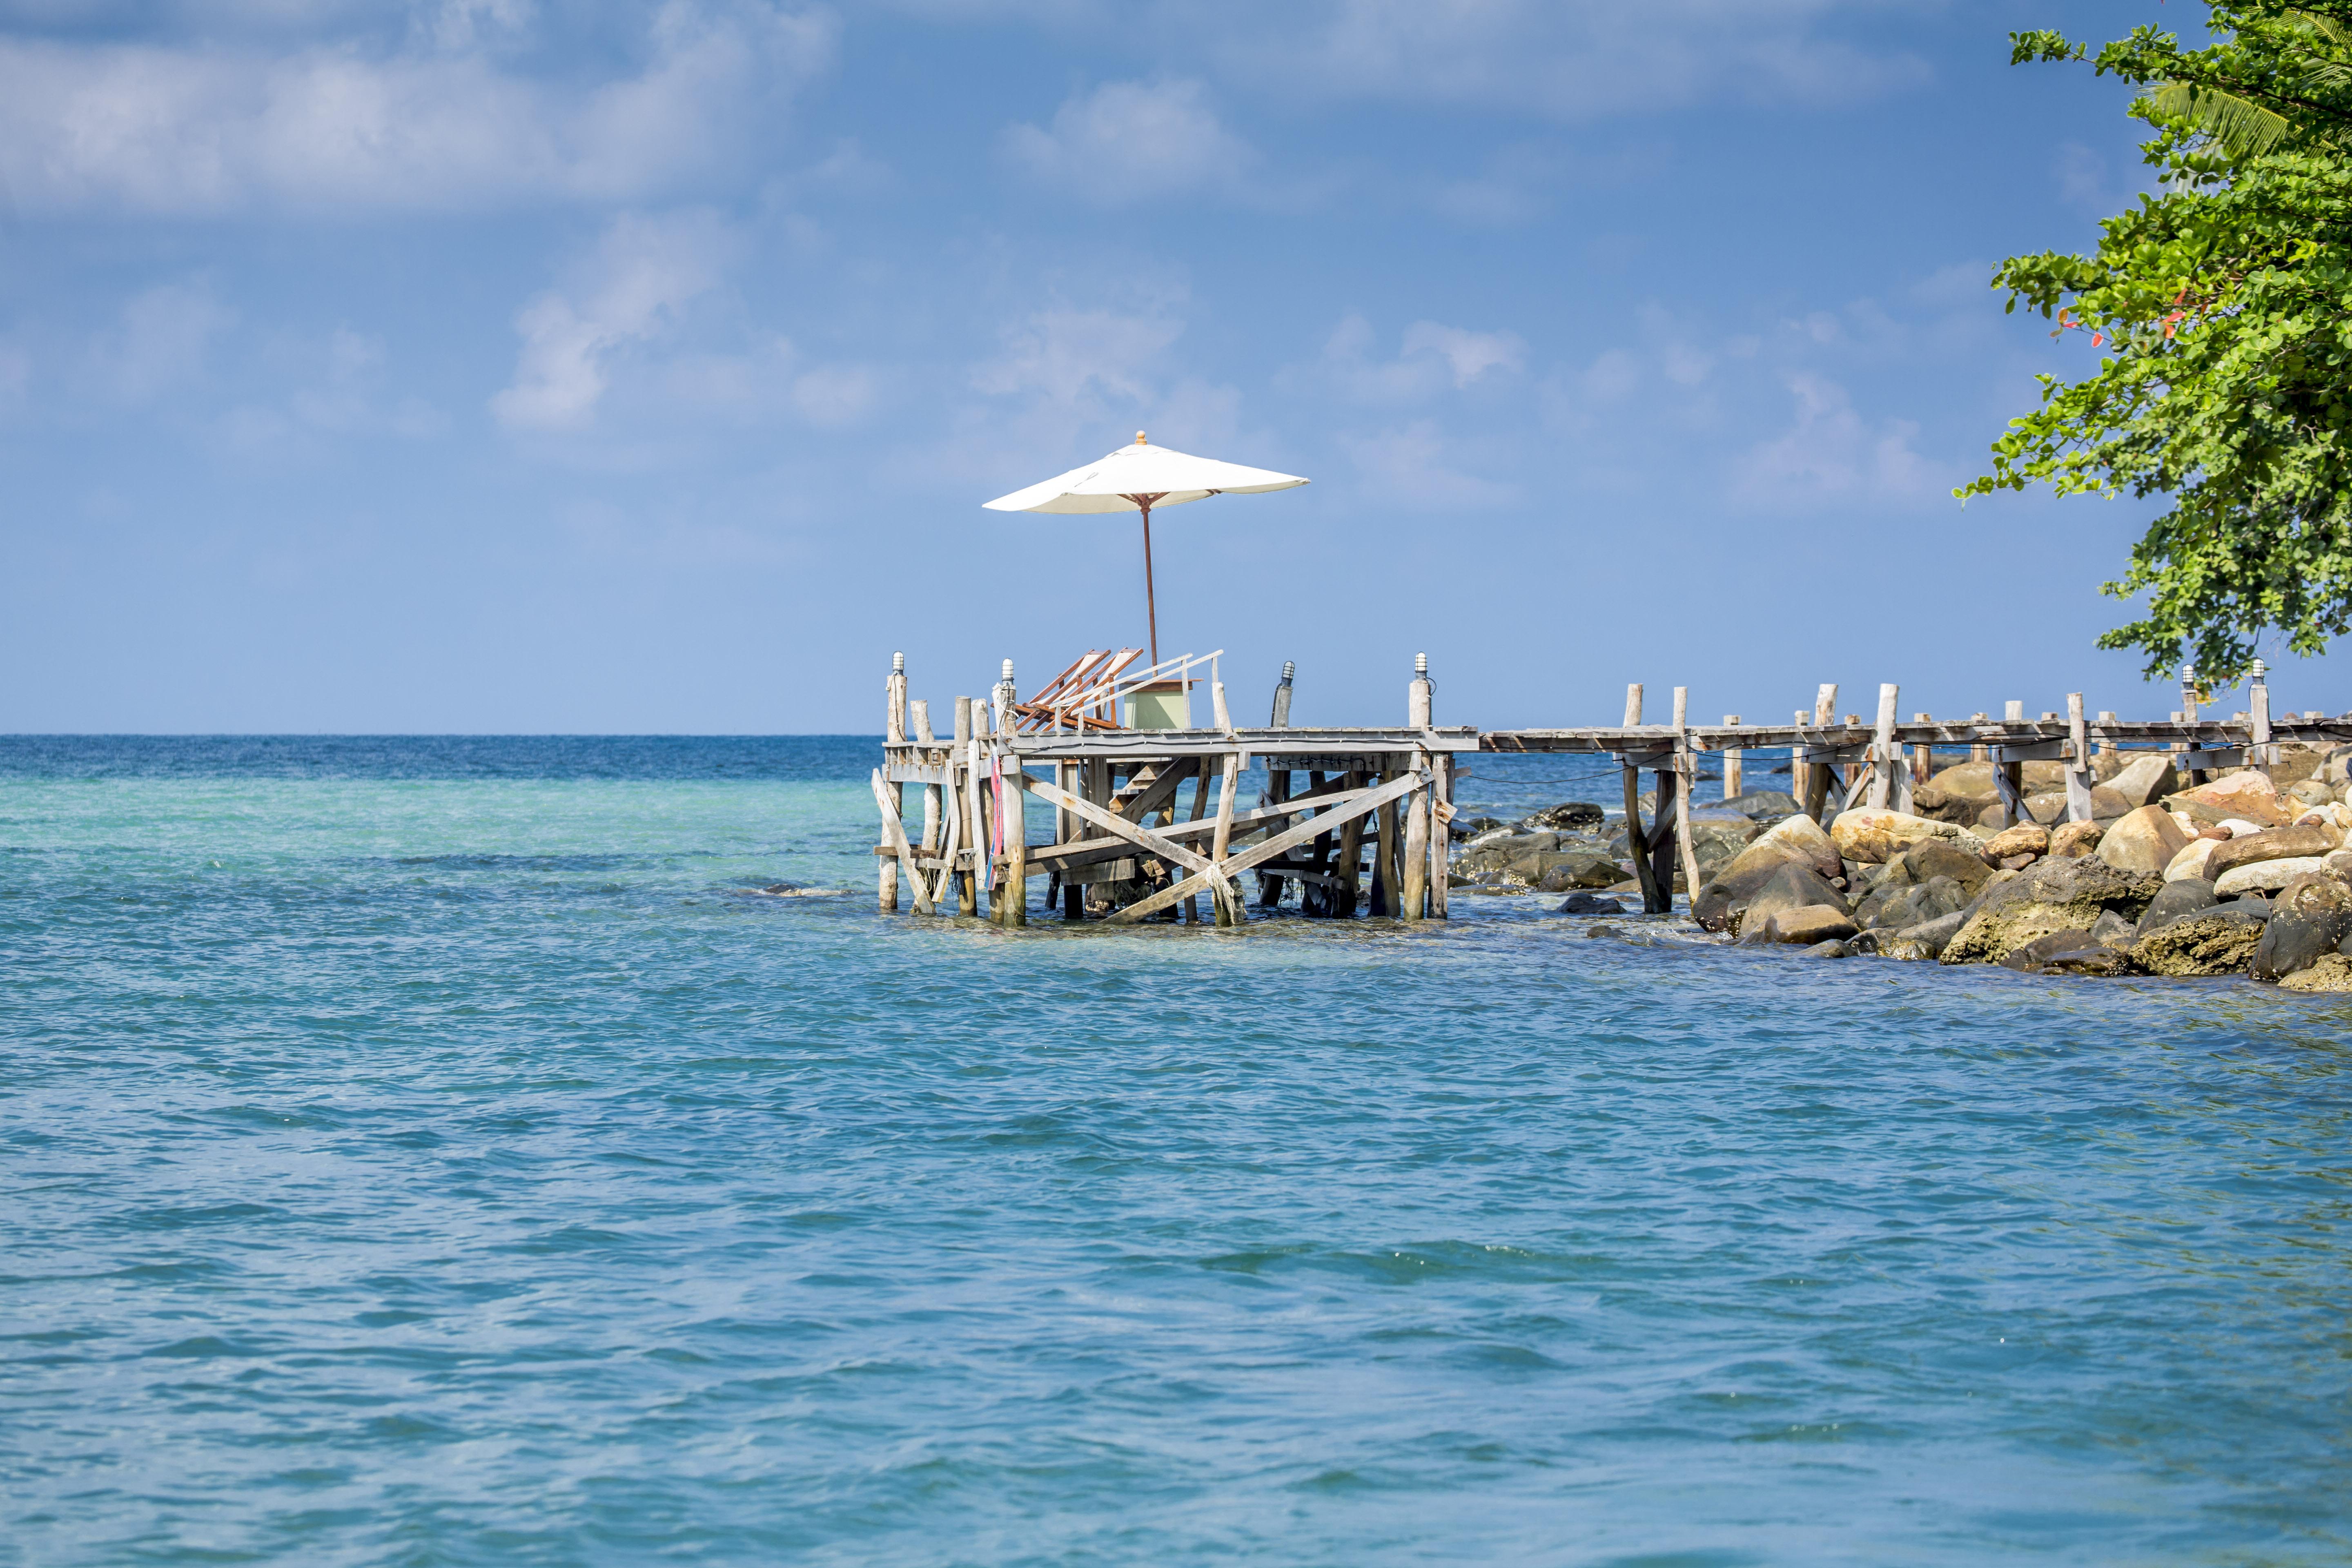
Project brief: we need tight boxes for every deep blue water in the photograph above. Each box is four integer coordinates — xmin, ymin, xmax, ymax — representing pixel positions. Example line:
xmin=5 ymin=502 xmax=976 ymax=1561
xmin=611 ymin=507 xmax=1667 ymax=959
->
xmin=4 ymin=736 xmax=2348 ymax=1566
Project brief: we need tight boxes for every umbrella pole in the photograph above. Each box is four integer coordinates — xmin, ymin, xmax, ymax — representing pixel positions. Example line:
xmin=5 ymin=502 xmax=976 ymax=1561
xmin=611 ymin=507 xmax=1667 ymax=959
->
xmin=1140 ymin=501 xmax=1158 ymax=666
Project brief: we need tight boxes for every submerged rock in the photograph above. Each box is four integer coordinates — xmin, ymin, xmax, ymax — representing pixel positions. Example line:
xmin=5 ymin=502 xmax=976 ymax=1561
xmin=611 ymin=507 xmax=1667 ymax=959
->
xmin=1522 ymin=801 xmax=1605 ymax=831
xmin=1759 ymin=904 xmax=1859 ymax=945
xmin=1882 ymin=910 xmax=1967 ymax=961
xmin=1556 ymin=892 xmax=1625 ymax=915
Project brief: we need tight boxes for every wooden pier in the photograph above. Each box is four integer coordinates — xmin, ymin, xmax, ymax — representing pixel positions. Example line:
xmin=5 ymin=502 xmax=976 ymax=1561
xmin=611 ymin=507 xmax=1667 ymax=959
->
xmin=873 ymin=650 xmax=2351 ymax=926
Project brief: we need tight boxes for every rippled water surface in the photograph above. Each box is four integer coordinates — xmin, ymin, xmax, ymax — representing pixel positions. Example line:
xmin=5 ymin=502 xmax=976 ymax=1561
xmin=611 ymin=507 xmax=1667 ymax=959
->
xmin=4 ymin=736 xmax=2350 ymax=1566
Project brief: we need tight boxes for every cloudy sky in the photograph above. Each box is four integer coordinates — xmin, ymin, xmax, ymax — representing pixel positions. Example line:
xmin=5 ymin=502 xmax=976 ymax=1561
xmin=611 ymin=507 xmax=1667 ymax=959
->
xmin=0 ymin=0 xmax=2267 ymax=733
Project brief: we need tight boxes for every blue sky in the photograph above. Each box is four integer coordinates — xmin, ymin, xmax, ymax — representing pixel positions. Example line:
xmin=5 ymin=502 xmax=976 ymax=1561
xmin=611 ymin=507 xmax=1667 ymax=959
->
xmin=2 ymin=0 xmax=2308 ymax=734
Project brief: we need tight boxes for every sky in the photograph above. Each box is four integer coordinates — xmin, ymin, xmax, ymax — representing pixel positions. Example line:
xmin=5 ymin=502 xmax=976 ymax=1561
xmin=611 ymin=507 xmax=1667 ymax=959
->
xmin=0 ymin=0 xmax=2318 ymax=735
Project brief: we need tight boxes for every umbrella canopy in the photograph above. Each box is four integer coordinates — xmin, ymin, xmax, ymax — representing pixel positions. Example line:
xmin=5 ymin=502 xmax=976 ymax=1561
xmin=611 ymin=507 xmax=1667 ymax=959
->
xmin=982 ymin=432 xmax=1307 ymax=515
xmin=982 ymin=432 xmax=1308 ymax=663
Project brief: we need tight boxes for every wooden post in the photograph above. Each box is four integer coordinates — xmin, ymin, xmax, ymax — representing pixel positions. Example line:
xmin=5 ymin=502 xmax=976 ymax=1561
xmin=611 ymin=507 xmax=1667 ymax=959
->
xmin=1722 ymin=717 xmax=1742 ymax=800
xmin=1791 ymin=709 xmax=1811 ymax=821
xmin=1672 ymin=686 xmax=1701 ymax=906
xmin=1912 ymin=713 xmax=1933 ymax=786
xmin=1866 ymin=684 xmax=1898 ymax=809
xmin=2096 ymin=711 xmax=2117 ymax=762
xmin=952 ymin=699 xmax=978 ymax=915
xmin=1183 ymin=757 xmax=1211 ymax=922
xmin=1258 ymin=661 xmax=1296 ymax=909
xmin=1211 ymin=750 xmax=1243 ymax=926
xmin=1622 ymin=684 xmax=1662 ymax=913
xmin=1334 ymin=769 xmax=1367 ymax=917
xmin=2065 ymin=693 xmax=2094 ymax=823
xmin=871 ymin=768 xmax=933 ymax=915
xmin=2250 ymin=659 xmax=2274 ymax=779
xmin=1377 ymin=784 xmax=1403 ymax=917
xmin=1994 ymin=700 xmax=2025 ymax=828
xmin=1799 ymin=685 xmax=1836 ymax=824
xmin=886 ymin=651 xmax=906 ymax=745
xmin=1403 ymin=760 xmax=1430 ymax=922
xmin=1970 ymin=713 xmax=1989 ymax=766
xmin=1428 ymin=753 xmax=1451 ymax=920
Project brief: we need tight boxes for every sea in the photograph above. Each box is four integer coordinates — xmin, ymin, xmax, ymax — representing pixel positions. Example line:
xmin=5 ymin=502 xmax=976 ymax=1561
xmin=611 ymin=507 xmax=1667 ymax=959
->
xmin=4 ymin=735 xmax=2348 ymax=1566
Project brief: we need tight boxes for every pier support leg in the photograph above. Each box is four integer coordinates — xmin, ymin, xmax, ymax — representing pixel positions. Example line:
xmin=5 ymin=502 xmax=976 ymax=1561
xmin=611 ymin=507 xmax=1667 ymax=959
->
xmin=2065 ymin=694 xmax=2095 ymax=824
xmin=1402 ymin=762 xmax=1429 ymax=922
xmin=1428 ymin=755 xmax=1451 ymax=920
xmin=1334 ymin=772 xmax=1368 ymax=916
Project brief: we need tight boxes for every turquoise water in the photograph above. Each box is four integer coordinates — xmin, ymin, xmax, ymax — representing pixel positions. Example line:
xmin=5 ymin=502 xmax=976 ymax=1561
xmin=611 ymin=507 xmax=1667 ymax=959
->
xmin=5 ymin=737 xmax=2350 ymax=1566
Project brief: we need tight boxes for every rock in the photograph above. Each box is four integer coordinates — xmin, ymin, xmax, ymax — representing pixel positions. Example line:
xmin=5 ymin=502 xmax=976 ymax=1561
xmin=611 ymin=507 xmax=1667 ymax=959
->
xmin=1829 ymin=808 xmax=1970 ymax=864
xmin=2165 ymin=837 xmax=2226 ymax=882
xmin=1691 ymin=813 xmax=1842 ymax=931
xmin=2165 ymin=771 xmax=2291 ymax=829
xmin=1999 ymin=929 xmax=2104 ymax=971
xmin=2206 ymin=824 xmax=2338 ymax=883
xmin=1584 ymin=924 xmax=1620 ymax=940
xmin=1882 ymin=910 xmax=1966 ymax=960
xmin=2097 ymin=805 xmax=2192 ymax=875
xmin=2251 ymin=873 xmax=2352 ymax=981
xmin=1942 ymin=855 xmax=2162 ymax=965
xmin=1556 ymin=892 xmax=1625 ymax=915
xmin=2106 ymin=753 xmax=2180 ymax=808
xmin=2049 ymin=820 xmax=2105 ymax=859
xmin=2089 ymin=909 xmax=2136 ymax=946
xmin=2023 ymin=791 xmax=2073 ymax=826
xmin=2280 ymin=953 xmax=2352 ymax=992
xmin=2291 ymin=802 xmax=2352 ymax=845
xmin=1800 ymin=938 xmax=1852 ymax=958
xmin=2287 ymin=778 xmax=2338 ymax=808
xmin=1887 ymin=839 xmax=1995 ymax=897
xmin=1854 ymin=873 xmax=1971 ymax=933
xmin=1981 ymin=823 xmax=2049 ymax=861
xmin=1532 ymin=853 xmax=1627 ymax=892
xmin=2136 ymin=877 xmax=2219 ymax=936
xmin=1913 ymin=762 xmax=2001 ymax=822
xmin=1998 ymin=853 xmax=2038 ymax=872
xmin=1734 ymin=862 xmax=1851 ymax=941
xmin=1722 ymin=790 xmax=1802 ymax=820
xmin=2042 ymin=944 xmax=2133 ymax=977
xmin=1523 ymin=801 xmax=1605 ymax=831
xmin=2132 ymin=905 xmax=2269 ymax=976
xmin=1759 ymin=904 xmax=1860 ymax=945
xmin=2215 ymin=855 xmax=2333 ymax=898
xmin=2327 ymin=849 xmax=2352 ymax=882
xmin=1455 ymin=816 xmax=1507 ymax=837
xmin=2321 ymin=745 xmax=2352 ymax=787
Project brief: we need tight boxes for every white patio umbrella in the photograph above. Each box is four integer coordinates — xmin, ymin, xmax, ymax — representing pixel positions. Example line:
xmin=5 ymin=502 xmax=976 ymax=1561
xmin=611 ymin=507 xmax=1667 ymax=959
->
xmin=983 ymin=431 xmax=1307 ymax=664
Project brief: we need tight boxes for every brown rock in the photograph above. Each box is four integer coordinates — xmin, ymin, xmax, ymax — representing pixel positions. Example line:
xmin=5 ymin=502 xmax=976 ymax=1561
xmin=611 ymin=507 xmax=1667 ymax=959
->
xmin=2106 ymin=753 xmax=2179 ymax=808
xmin=1982 ymin=823 xmax=2050 ymax=861
xmin=2165 ymin=770 xmax=2291 ymax=829
xmin=2252 ymin=873 xmax=2352 ymax=982
xmin=2206 ymin=824 xmax=2337 ymax=883
xmin=1942 ymin=855 xmax=2161 ymax=965
xmin=2131 ymin=906 xmax=2268 ymax=976
xmin=1998 ymin=853 xmax=2038 ymax=871
xmin=1760 ymin=904 xmax=1859 ymax=945
xmin=1829 ymin=808 xmax=1965 ymax=864
xmin=2048 ymin=820 xmax=2105 ymax=859
xmin=2096 ymin=805 xmax=2191 ymax=875
xmin=2280 ymin=953 xmax=2352 ymax=993
xmin=1732 ymin=861 xmax=1849 ymax=941
xmin=1690 ymin=813 xmax=1841 ymax=931
xmin=1894 ymin=840 xmax=1993 ymax=897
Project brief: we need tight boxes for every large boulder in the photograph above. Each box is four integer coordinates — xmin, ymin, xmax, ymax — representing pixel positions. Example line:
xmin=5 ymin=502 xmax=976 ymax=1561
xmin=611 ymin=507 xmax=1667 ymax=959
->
xmin=2165 ymin=837 xmax=2227 ymax=882
xmin=1522 ymin=802 xmax=1605 ymax=831
xmin=1855 ymin=874 xmax=1971 ymax=933
xmin=2290 ymin=801 xmax=2352 ymax=844
xmin=2251 ymin=873 xmax=2352 ymax=982
xmin=1532 ymin=853 xmax=1626 ymax=892
xmin=1890 ymin=839 xmax=1995 ymax=897
xmin=2135 ymin=876 xmax=2218 ymax=937
xmin=2049 ymin=820 xmax=2105 ymax=859
xmin=1982 ymin=822 xmax=2050 ymax=861
xmin=2216 ymin=855 xmax=2334 ymax=898
xmin=2097 ymin=805 xmax=2191 ymax=875
xmin=1830 ymin=808 xmax=1969 ymax=864
xmin=2107 ymin=753 xmax=2180 ymax=808
xmin=2132 ymin=905 xmax=2269 ymax=976
xmin=2166 ymin=771 xmax=2291 ymax=829
xmin=1759 ymin=904 xmax=1858 ymax=945
xmin=1913 ymin=761 xmax=2000 ymax=823
xmin=2206 ymin=823 xmax=2337 ymax=882
xmin=1733 ymin=861 xmax=1850 ymax=941
xmin=1691 ymin=813 xmax=1841 ymax=931
xmin=1942 ymin=855 xmax=2162 ymax=965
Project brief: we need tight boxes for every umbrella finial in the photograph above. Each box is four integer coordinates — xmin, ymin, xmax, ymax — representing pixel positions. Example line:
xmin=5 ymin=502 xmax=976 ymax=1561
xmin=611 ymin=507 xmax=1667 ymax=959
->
xmin=1135 ymin=430 xmax=1147 ymax=445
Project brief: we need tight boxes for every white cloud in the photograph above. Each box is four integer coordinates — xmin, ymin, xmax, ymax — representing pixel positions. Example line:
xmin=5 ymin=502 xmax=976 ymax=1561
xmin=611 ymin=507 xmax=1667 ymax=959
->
xmin=1732 ymin=374 xmax=1939 ymax=508
xmin=973 ymin=302 xmax=1187 ymax=408
xmin=87 ymin=281 xmax=232 ymax=403
xmin=1316 ymin=315 xmax=1525 ymax=401
xmin=1340 ymin=419 xmax=1517 ymax=508
xmin=492 ymin=209 xmax=737 ymax=430
xmin=1000 ymin=78 xmax=1258 ymax=205
xmin=0 ymin=1 xmax=834 ymax=215
xmin=1203 ymin=0 xmax=1931 ymax=120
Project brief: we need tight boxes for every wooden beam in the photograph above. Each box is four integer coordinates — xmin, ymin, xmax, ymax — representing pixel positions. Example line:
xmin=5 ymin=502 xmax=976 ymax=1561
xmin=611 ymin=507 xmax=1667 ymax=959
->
xmin=1110 ymin=769 xmax=1429 ymax=925
xmin=870 ymin=768 xmax=934 ymax=915
xmin=1012 ymin=770 xmax=1236 ymax=898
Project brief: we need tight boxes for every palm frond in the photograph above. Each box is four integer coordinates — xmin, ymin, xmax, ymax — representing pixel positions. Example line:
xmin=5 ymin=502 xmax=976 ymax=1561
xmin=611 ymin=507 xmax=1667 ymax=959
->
xmin=2149 ymin=81 xmax=2294 ymax=155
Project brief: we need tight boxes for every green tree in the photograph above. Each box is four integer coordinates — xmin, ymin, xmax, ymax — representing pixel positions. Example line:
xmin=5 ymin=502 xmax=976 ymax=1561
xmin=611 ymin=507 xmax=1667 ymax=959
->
xmin=1960 ymin=3 xmax=2352 ymax=684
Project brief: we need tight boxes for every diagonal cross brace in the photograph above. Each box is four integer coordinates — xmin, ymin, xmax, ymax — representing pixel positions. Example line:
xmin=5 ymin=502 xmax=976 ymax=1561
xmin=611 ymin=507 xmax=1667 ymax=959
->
xmin=1109 ymin=769 xmax=1430 ymax=926
xmin=1012 ymin=771 xmax=1242 ymax=907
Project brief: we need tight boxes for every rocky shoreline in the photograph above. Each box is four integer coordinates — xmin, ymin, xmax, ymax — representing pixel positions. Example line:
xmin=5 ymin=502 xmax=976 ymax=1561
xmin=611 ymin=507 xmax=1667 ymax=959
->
xmin=1452 ymin=744 xmax=2352 ymax=990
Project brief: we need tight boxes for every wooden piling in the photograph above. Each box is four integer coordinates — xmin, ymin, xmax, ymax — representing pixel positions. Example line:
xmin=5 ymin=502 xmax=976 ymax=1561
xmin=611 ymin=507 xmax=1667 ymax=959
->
xmin=1866 ymin=684 xmax=1898 ymax=810
xmin=1672 ymin=686 xmax=1701 ymax=907
xmin=1334 ymin=770 xmax=1367 ymax=916
xmin=1722 ymin=716 xmax=1742 ymax=800
xmin=2250 ymin=660 xmax=2274 ymax=779
xmin=1622 ymin=684 xmax=1662 ymax=913
xmin=1428 ymin=753 xmax=1451 ymax=920
xmin=2063 ymin=693 xmax=2094 ymax=823
xmin=1258 ymin=662 xmax=1295 ymax=908
xmin=1212 ymin=751 xmax=1243 ymax=926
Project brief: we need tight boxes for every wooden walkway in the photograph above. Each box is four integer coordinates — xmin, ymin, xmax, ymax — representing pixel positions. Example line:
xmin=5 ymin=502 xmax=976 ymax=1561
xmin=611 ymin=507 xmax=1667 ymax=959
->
xmin=873 ymin=651 xmax=2346 ymax=927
